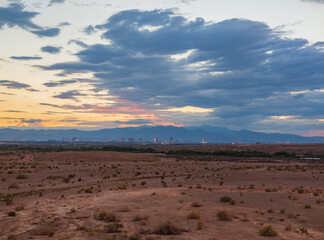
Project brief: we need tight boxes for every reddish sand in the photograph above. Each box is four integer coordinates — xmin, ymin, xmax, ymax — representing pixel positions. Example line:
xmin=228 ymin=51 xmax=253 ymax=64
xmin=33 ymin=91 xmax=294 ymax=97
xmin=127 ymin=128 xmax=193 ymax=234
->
xmin=0 ymin=145 xmax=323 ymax=240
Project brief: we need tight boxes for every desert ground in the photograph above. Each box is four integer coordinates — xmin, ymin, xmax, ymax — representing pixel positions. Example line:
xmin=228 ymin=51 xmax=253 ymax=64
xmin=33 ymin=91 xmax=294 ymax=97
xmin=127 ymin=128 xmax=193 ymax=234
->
xmin=0 ymin=144 xmax=323 ymax=240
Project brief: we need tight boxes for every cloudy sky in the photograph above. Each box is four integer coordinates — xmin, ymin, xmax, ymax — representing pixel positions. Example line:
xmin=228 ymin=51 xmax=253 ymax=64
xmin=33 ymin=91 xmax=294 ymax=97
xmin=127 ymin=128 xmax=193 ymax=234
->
xmin=0 ymin=0 xmax=324 ymax=136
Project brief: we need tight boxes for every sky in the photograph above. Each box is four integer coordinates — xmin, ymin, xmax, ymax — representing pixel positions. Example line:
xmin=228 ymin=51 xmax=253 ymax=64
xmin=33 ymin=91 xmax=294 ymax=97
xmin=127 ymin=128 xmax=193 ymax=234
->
xmin=0 ymin=0 xmax=324 ymax=136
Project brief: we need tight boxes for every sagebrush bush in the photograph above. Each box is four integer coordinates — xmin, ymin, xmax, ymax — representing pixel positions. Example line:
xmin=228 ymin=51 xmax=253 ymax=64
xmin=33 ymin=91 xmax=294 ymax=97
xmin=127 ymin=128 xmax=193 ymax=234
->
xmin=259 ymin=225 xmax=278 ymax=236
xmin=16 ymin=174 xmax=28 ymax=179
xmin=187 ymin=211 xmax=200 ymax=219
xmin=217 ymin=210 xmax=232 ymax=221
xmin=128 ymin=232 xmax=142 ymax=240
xmin=105 ymin=223 xmax=123 ymax=233
xmin=96 ymin=211 xmax=119 ymax=222
xmin=154 ymin=221 xmax=181 ymax=235
xmin=191 ymin=201 xmax=203 ymax=207
xmin=220 ymin=195 xmax=232 ymax=203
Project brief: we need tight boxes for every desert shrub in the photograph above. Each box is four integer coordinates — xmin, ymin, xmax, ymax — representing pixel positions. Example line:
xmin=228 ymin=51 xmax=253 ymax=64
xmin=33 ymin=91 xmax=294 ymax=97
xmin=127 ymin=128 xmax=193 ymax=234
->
xmin=220 ymin=195 xmax=232 ymax=203
xmin=96 ymin=211 xmax=119 ymax=222
xmin=3 ymin=193 xmax=14 ymax=205
xmin=8 ymin=211 xmax=16 ymax=216
xmin=15 ymin=205 xmax=24 ymax=211
xmin=187 ymin=211 xmax=200 ymax=219
xmin=85 ymin=188 xmax=92 ymax=193
xmin=304 ymin=204 xmax=311 ymax=209
xmin=1 ymin=177 xmax=7 ymax=181
xmin=118 ymin=184 xmax=127 ymax=190
xmin=280 ymin=208 xmax=286 ymax=214
xmin=217 ymin=210 xmax=232 ymax=221
xmin=141 ymin=181 xmax=146 ymax=186
xmin=118 ymin=206 xmax=131 ymax=212
xmin=259 ymin=225 xmax=278 ymax=236
xmin=133 ymin=214 xmax=149 ymax=221
xmin=265 ymin=188 xmax=278 ymax=192
xmin=285 ymin=224 xmax=292 ymax=231
xmin=128 ymin=232 xmax=142 ymax=240
xmin=154 ymin=221 xmax=181 ymax=235
xmin=62 ymin=177 xmax=70 ymax=183
xmin=196 ymin=220 xmax=204 ymax=230
xmin=313 ymin=191 xmax=320 ymax=197
xmin=16 ymin=174 xmax=28 ymax=179
xmin=8 ymin=183 xmax=19 ymax=189
xmin=105 ymin=223 xmax=123 ymax=233
xmin=70 ymin=208 xmax=76 ymax=213
xmin=297 ymin=188 xmax=305 ymax=194
xmin=68 ymin=173 xmax=76 ymax=178
xmin=47 ymin=175 xmax=62 ymax=180
xmin=191 ymin=201 xmax=203 ymax=207
xmin=299 ymin=227 xmax=308 ymax=234
xmin=39 ymin=228 xmax=55 ymax=237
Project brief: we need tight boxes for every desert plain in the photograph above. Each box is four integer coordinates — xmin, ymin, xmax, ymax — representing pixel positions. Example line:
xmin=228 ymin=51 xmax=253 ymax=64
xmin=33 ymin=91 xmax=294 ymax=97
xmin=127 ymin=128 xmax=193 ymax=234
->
xmin=0 ymin=144 xmax=323 ymax=240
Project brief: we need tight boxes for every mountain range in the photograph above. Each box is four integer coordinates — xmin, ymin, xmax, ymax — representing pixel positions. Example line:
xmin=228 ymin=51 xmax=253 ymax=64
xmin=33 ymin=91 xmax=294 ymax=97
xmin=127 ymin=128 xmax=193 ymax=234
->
xmin=0 ymin=125 xmax=324 ymax=143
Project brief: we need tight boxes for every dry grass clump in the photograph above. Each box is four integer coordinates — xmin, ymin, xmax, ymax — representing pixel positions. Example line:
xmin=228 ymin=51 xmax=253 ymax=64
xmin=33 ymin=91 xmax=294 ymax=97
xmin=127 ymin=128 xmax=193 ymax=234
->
xmin=128 ymin=232 xmax=142 ymax=240
xmin=191 ymin=201 xmax=203 ymax=207
xmin=16 ymin=174 xmax=28 ymax=179
xmin=219 ymin=195 xmax=233 ymax=203
xmin=196 ymin=220 xmax=205 ymax=230
xmin=38 ymin=228 xmax=55 ymax=237
xmin=304 ymin=204 xmax=311 ymax=209
xmin=217 ymin=210 xmax=233 ymax=221
xmin=259 ymin=225 xmax=278 ymax=236
xmin=118 ymin=206 xmax=131 ymax=212
xmin=95 ymin=211 xmax=119 ymax=222
xmin=154 ymin=221 xmax=182 ymax=235
xmin=285 ymin=224 xmax=292 ymax=231
xmin=187 ymin=211 xmax=200 ymax=219
xmin=133 ymin=214 xmax=149 ymax=221
xmin=15 ymin=205 xmax=24 ymax=211
xmin=105 ymin=223 xmax=123 ymax=233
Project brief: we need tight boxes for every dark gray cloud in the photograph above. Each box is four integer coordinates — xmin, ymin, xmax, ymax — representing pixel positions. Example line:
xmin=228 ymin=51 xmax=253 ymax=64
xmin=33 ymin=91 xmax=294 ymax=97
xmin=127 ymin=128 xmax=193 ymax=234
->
xmin=43 ymin=79 xmax=77 ymax=87
xmin=83 ymin=25 xmax=96 ymax=35
xmin=53 ymin=90 xmax=86 ymax=100
xmin=68 ymin=39 xmax=88 ymax=48
xmin=0 ymin=80 xmax=38 ymax=92
xmin=21 ymin=118 xmax=41 ymax=123
xmin=11 ymin=56 xmax=42 ymax=60
xmin=0 ymin=80 xmax=29 ymax=89
xmin=302 ymin=0 xmax=324 ymax=3
xmin=114 ymin=119 xmax=153 ymax=125
xmin=58 ymin=21 xmax=70 ymax=27
xmin=49 ymin=0 xmax=65 ymax=6
xmin=40 ymin=9 xmax=324 ymax=132
xmin=41 ymin=46 xmax=62 ymax=54
xmin=31 ymin=28 xmax=60 ymax=37
xmin=3 ymin=110 xmax=26 ymax=113
xmin=0 ymin=3 xmax=60 ymax=37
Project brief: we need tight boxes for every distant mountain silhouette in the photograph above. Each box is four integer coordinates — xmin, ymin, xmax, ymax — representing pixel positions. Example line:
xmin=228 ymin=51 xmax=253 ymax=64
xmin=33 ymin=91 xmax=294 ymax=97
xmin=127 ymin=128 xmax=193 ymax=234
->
xmin=0 ymin=125 xmax=323 ymax=143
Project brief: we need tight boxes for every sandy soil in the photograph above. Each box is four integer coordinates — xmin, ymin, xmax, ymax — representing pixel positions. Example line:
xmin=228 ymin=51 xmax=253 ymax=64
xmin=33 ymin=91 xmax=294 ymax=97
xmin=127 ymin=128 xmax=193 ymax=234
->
xmin=0 ymin=145 xmax=323 ymax=240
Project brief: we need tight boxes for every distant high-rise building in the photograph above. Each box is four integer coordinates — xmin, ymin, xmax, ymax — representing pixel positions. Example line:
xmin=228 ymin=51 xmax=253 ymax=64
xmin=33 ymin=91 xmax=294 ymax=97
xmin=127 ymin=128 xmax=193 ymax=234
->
xmin=139 ymin=138 xmax=143 ymax=143
xmin=201 ymin=137 xmax=207 ymax=144
xmin=120 ymin=137 xmax=125 ymax=143
xmin=153 ymin=137 xmax=158 ymax=143
xmin=128 ymin=138 xmax=135 ymax=143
